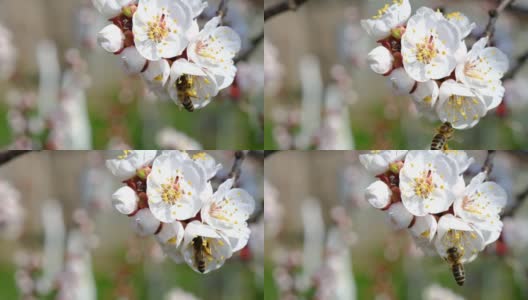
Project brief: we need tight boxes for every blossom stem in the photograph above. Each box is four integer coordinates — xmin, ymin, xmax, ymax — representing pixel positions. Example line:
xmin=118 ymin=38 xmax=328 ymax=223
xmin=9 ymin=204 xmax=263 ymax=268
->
xmin=481 ymin=150 xmax=496 ymax=178
xmin=0 ymin=150 xmax=34 ymax=166
xmin=484 ymin=0 xmax=514 ymax=43
xmin=234 ymin=29 xmax=264 ymax=63
xmin=503 ymin=49 xmax=528 ymax=80
xmin=228 ymin=150 xmax=247 ymax=185
xmin=264 ymin=0 xmax=310 ymax=22
xmin=216 ymin=0 xmax=229 ymax=20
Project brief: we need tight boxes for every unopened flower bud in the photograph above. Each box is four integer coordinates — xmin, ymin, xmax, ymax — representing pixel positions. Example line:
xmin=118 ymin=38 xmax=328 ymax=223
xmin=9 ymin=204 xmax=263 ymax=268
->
xmin=122 ymin=4 xmax=137 ymax=18
xmin=389 ymin=161 xmax=403 ymax=174
xmin=390 ymin=68 xmax=415 ymax=94
xmin=136 ymin=166 xmax=151 ymax=180
xmin=131 ymin=209 xmax=160 ymax=236
xmin=367 ymin=46 xmax=394 ymax=75
xmin=387 ymin=202 xmax=413 ymax=229
xmin=120 ymin=47 xmax=147 ymax=74
xmin=97 ymin=24 xmax=124 ymax=53
xmin=112 ymin=186 xmax=138 ymax=215
xmin=391 ymin=26 xmax=405 ymax=39
xmin=365 ymin=180 xmax=392 ymax=209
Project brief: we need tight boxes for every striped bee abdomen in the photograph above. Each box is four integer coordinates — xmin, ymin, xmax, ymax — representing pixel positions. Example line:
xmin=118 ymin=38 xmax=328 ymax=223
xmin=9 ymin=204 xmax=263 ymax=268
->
xmin=451 ymin=263 xmax=465 ymax=286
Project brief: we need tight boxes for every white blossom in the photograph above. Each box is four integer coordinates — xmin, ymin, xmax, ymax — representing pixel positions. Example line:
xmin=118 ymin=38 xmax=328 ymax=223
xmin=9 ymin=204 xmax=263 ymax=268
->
xmin=187 ymin=0 xmax=208 ymax=18
xmin=141 ymin=58 xmax=171 ymax=95
xmin=181 ymin=221 xmax=233 ymax=274
xmin=201 ymin=178 xmax=255 ymax=233
xmin=436 ymin=79 xmax=488 ymax=130
xmin=360 ymin=0 xmax=411 ymax=39
xmin=399 ymin=151 xmax=459 ymax=216
xmin=120 ymin=47 xmax=147 ymax=74
xmin=442 ymin=150 xmax=474 ymax=174
xmin=155 ymin=221 xmax=184 ymax=246
xmin=445 ymin=11 xmax=476 ymax=39
xmin=106 ymin=150 xmax=158 ymax=180
xmin=387 ymin=202 xmax=413 ymax=229
xmin=187 ymin=16 xmax=241 ymax=89
xmin=434 ymin=214 xmax=485 ymax=263
xmin=359 ymin=150 xmax=408 ymax=175
xmin=131 ymin=208 xmax=161 ymax=236
xmin=401 ymin=7 xmax=461 ymax=82
xmin=91 ymin=0 xmax=136 ymax=18
xmin=389 ymin=67 xmax=415 ymax=94
xmin=167 ymin=59 xmax=219 ymax=110
xmin=454 ymin=172 xmax=507 ymax=245
xmin=190 ymin=152 xmax=222 ymax=180
xmin=146 ymin=151 xmax=208 ymax=222
xmin=410 ymin=214 xmax=438 ymax=254
xmin=411 ymin=80 xmax=439 ymax=116
xmin=455 ymin=37 xmax=508 ymax=110
xmin=132 ymin=0 xmax=193 ymax=60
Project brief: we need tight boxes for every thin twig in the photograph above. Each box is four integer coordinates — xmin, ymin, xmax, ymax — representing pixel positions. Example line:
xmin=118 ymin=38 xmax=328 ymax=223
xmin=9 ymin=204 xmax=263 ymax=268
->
xmin=234 ymin=29 xmax=264 ymax=63
xmin=504 ymin=50 xmax=528 ymax=80
xmin=481 ymin=150 xmax=496 ymax=178
xmin=484 ymin=0 xmax=514 ymax=43
xmin=264 ymin=0 xmax=310 ymax=22
xmin=216 ymin=0 xmax=229 ymax=20
xmin=229 ymin=150 xmax=247 ymax=185
xmin=502 ymin=185 xmax=528 ymax=217
xmin=0 ymin=150 xmax=33 ymax=166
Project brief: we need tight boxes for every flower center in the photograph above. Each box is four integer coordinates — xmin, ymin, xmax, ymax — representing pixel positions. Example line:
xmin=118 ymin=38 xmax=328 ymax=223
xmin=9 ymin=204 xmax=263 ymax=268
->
xmin=161 ymin=176 xmax=183 ymax=205
xmin=118 ymin=150 xmax=131 ymax=159
xmin=446 ymin=11 xmax=463 ymax=21
xmin=413 ymin=170 xmax=434 ymax=199
xmin=147 ymin=14 xmax=169 ymax=43
xmin=372 ymin=1 xmax=404 ymax=19
xmin=416 ymin=36 xmax=437 ymax=64
xmin=447 ymin=95 xmax=480 ymax=121
xmin=195 ymin=40 xmax=219 ymax=60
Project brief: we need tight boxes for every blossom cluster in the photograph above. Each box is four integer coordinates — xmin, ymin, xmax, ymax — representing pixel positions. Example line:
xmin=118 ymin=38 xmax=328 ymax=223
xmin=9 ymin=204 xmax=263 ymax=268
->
xmin=362 ymin=1 xmax=509 ymax=129
xmin=107 ymin=150 xmax=255 ymax=274
xmin=360 ymin=151 xmax=507 ymax=267
xmin=93 ymin=0 xmax=241 ymax=111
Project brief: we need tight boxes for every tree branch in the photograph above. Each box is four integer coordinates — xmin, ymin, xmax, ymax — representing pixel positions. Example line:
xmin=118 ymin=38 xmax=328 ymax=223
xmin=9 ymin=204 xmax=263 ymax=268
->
xmin=234 ymin=29 xmax=264 ymax=63
xmin=484 ymin=0 xmax=514 ymax=43
xmin=216 ymin=0 xmax=229 ymax=21
xmin=481 ymin=150 xmax=496 ymax=178
xmin=503 ymin=49 xmax=528 ymax=80
xmin=0 ymin=150 xmax=33 ymax=166
xmin=264 ymin=0 xmax=310 ymax=22
xmin=229 ymin=150 xmax=247 ymax=185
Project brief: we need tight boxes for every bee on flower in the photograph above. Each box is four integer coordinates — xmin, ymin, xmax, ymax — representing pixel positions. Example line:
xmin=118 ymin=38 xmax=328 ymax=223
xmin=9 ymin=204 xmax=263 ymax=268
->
xmin=106 ymin=150 xmax=256 ymax=274
xmin=92 ymin=0 xmax=242 ymax=111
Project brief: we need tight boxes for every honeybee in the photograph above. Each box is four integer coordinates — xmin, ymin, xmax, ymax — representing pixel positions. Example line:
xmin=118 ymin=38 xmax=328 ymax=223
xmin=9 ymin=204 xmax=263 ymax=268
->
xmin=192 ymin=236 xmax=212 ymax=273
xmin=176 ymin=75 xmax=196 ymax=112
xmin=430 ymin=122 xmax=454 ymax=150
xmin=445 ymin=246 xmax=465 ymax=286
